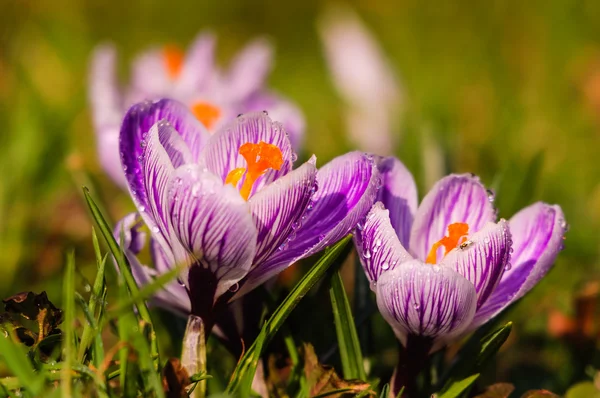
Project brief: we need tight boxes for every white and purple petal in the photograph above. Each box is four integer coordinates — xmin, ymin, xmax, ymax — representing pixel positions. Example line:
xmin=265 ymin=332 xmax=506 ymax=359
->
xmin=89 ymin=44 xmax=126 ymax=187
xmin=354 ymin=202 xmax=412 ymax=285
xmin=440 ymin=220 xmax=511 ymax=308
xmin=249 ymin=156 xmax=318 ymax=266
xmin=233 ymin=158 xmax=318 ymax=296
xmin=199 ymin=112 xmax=293 ymax=194
xmin=409 ymin=174 xmax=496 ymax=261
xmin=167 ymin=164 xmax=258 ymax=300
xmin=176 ymin=32 xmax=216 ymax=93
xmin=225 ymin=38 xmax=273 ymax=103
xmin=376 ymin=260 xmax=477 ymax=346
xmin=242 ymin=91 xmax=305 ymax=152
xmin=471 ymin=203 xmax=566 ymax=328
xmin=114 ymin=213 xmax=190 ymax=316
xmin=377 ymin=156 xmax=418 ymax=247
xmin=238 ymin=152 xmax=379 ymax=298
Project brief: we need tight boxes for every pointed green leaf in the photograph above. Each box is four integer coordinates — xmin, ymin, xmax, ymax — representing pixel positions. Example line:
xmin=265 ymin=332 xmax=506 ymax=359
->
xmin=83 ymin=188 xmax=159 ymax=365
xmin=438 ymin=374 xmax=480 ymax=398
xmin=329 ymin=270 xmax=366 ymax=380
xmin=61 ymin=250 xmax=76 ymax=398
xmin=436 ymin=322 xmax=512 ymax=397
xmin=226 ymin=236 xmax=352 ymax=396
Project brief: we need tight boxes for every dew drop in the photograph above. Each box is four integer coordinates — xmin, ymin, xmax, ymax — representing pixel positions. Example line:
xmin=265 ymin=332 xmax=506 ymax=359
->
xmin=363 ymin=250 xmax=372 ymax=259
xmin=504 ymin=262 xmax=512 ymax=271
xmin=381 ymin=262 xmax=390 ymax=270
xmin=486 ymin=189 xmax=495 ymax=202
xmin=291 ymin=152 xmax=298 ymax=162
xmin=229 ymin=283 xmax=240 ymax=293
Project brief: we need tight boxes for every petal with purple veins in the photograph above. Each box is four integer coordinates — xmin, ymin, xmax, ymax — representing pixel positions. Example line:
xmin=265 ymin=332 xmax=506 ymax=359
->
xmin=238 ymin=152 xmax=379 ymax=298
xmin=242 ymin=91 xmax=305 ymax=152
xmin=440 ymin=220 xmax=511 ymax=308
xmin=167 ymin=165 xmax=258 ymax=300
xmin=354 ymin=202 xmax=413 ymax=285
xmin=376 ymin=260 xmax=477 ymax=346
xmin=409 ymin=174 xmax=497 ymax=262
xmin=199 ymin=112 xmax=293 ymax=193
xmin=376 ymin=156 xmax=418 ymax=248
xmin=471 ymin=203 xmax=566 ymax=328
xmin=234 ymin=158 xmax=318 ymax=296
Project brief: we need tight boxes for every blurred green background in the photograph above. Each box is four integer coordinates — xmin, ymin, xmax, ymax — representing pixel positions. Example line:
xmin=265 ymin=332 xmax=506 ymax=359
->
xmin=1 ymin=0 xmax=599 ymax=394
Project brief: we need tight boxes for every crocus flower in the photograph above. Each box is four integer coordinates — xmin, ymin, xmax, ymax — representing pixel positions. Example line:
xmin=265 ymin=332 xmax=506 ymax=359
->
xmin=319 ymin=6 xmax=402 ymax=155
xmin=356 ymin=157 xmax=567 ymax=349
xmin=90 ymin=32 xmax=305 ymax=188
xmin=117 ymin=98 xmax=379 ymax=330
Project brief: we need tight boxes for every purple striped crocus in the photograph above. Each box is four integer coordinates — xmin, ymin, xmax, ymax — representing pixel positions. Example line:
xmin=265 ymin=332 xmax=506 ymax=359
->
xmin=89 ymin=32 xmax=304 ymax=188
xmin=356 ymin=157 xmax=567 ymax=350
xmin=117 ymin=98 xmax=379 ymax=330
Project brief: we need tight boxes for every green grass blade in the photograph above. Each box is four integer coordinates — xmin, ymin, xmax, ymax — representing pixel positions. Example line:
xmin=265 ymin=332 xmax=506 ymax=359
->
xmin=0 ymin=331 xmax=45 ymax=395
xmin=436 ymin=322 xmax=512 ymax=396
xmin=104 ymin=264 xmax=184 ymax=321
xmin=437 ymin=374 xmax=480 ymax=398
xmin=61 ymin=250 xmax=76 ymax=398
xmin=226 ymin=235 xmax=352 ymax=396
xmin=329 ymin=270 xmax=366 ymax=380
xmin=77 ymin=228 xmax=107 ymax=363
xmin=83 ymin=188 xmax=159 ymax=365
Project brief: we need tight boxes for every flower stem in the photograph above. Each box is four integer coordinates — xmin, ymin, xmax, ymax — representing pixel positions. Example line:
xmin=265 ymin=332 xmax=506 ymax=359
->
xmin=182 ymin=315 xmax=207 ymax=398
xmin=391 ymin=335 xmax=432 ymax=397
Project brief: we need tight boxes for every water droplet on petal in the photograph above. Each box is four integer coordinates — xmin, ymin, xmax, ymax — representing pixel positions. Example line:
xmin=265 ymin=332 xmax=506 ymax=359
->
xmin=363 ymin=250 xmax=371 ymax=259
xmin=381 ymin=262 xmax=390 ymax=270
xmin=229 ymin=283 xmax=239 ymax=293
xmin=504 ymin=262 xmax=512 ymax=271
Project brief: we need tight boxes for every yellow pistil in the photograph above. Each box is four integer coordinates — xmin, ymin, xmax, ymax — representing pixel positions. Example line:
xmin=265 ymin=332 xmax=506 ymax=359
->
xmin=225 ymin=141 xmax=284 ymax=200
xmin=425 ymin=223 xmax=469 ymax=264
xmin=190 ymin=102 xmax=221 ymax=130
xmin=163 ymin=45 xmax=184 ymax=80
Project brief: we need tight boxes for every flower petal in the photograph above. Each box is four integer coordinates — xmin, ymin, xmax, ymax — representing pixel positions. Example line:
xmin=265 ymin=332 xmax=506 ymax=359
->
xmin=89 ymin=44 xmax=126 ymax=187
xmin=354 ymin=202 xmax=412 ymax=285
xmin=137 ymin=120 xmax=191 ymax=262
xmin=176 ymin=32 xmax=216 ymax=92
xmin=377 ymin=156 xmax=418 ymax=247
xmin=249 ymin=157 xmax=318 ymax=265
xmin=471 ymin=203 xmax=566 ymax=328
xmin=131 ymin=48 xmax=172 ymax=97
xmin=409 ymin=174 xmax=496 ymax=261
xmin=199 ymin=112 xmax=293 ymax=194
xmin=238 ymin=152 xmax=379 ymax=297
xmin=114 ymin=213 xmax=190 ymax=316
xmin=226 ymin=38 xmax=273 ymax=102
xmin=120 ymin=100 xmax=210 ymax=241
xmin=242 ymin=91 xmax=305 ymax=152
xmin=440 ymin=220 xmax=511 ymax=308
xmin=376 ymin=260 xmax=477 ymax=346
xmin=235 ymin=158 xmax=318 ymax=296
xmin=167 ymin=165 xmax=258 ymax=300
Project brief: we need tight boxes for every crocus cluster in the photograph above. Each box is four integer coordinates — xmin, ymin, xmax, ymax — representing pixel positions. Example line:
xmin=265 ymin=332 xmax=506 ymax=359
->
xmin=89 ymin=32 xmax=304 ymax=188
xmin=355 ymin=157 xmax=567 ymax=353
xmin=116 ymin=98 xmax=379 ymax=329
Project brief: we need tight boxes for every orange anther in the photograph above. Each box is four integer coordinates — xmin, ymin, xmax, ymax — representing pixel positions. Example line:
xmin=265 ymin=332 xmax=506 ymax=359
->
xmin=225 ymin=141 xmax=284 ymax=200
xmin=190 ymin=102 xmax=221 ymax=130
xmin=425 ymin=223 xmax=469 ymax=264
xmin=163 ymin=45 xmax=184 ymax=79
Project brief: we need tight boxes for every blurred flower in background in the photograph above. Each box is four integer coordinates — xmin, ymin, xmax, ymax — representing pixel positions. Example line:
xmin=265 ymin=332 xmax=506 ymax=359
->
xmin=89 ymin=32 xmax=305 ymax=188
xmin=319 ymin=5 xmax=403 ymax=155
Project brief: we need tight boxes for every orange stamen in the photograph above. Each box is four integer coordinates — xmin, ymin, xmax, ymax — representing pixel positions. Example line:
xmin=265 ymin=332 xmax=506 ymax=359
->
xmin=163 ymin=45 xmax=184 ymax=79
xmin=225 ymin=141 xmax=284 ymax=200
xmin=425 ymin=223 xmax=469 ymax=264
xmin=190 ymin=102 xmax=221 ymax=130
